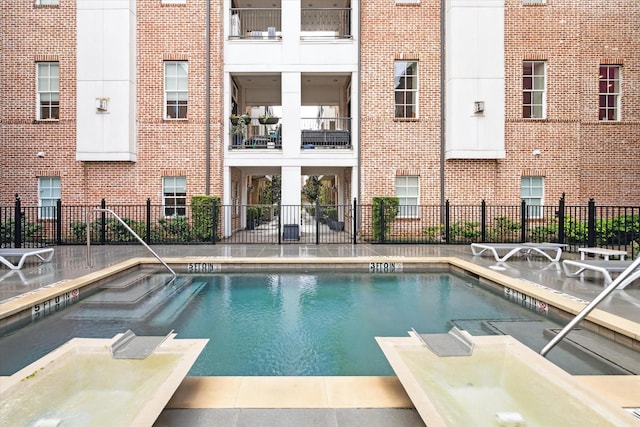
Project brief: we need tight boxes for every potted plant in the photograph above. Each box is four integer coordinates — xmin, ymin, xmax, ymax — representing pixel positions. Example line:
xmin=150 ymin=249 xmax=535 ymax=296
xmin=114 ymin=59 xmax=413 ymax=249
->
xmin=246 ymin=206 xmax=260 ymax=230
xmin=230 ymin=115 xmax=249 ymax=145
xmin=259 ymin=112 xmax=279 ymax=125
xmin=230 ymin=114 xmax=251 ymax=126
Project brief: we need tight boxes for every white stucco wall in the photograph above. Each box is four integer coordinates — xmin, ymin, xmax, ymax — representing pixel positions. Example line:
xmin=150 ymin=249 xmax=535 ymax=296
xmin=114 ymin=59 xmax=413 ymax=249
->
xmin=76 ymin=0 xmax=136 ymax=162
xmin=445 ymin=0 xmax=505 ymax=159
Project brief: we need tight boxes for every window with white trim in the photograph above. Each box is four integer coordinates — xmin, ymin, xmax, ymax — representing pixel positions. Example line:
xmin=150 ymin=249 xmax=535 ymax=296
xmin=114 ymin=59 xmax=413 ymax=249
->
xmin=522 ymin=61 xmax=546 ymax=119
xmin=394 ymin=61 xmax=418 ymax=119
xmin=164 ymin=61 xmax=188 ymax=119
xmin=521 ymin=176 xmax=544 ymax=219
xmin=36 ymin=0 xmax=59 ymax=5
xmin=396 ymin=0 xmax=420 ymax=4
xmin=522 ymin=0 xmax=545 ymax=4
xmin=599 ymin=65 xmax=621 ymax=121
xmin=395 ymin=176 xmax=419 ymax=218
xmin=38 ymin=177 xmax=60 ymax=219
xmin=163 ymin=176 xmax=187 ymax=217
xmin=37 ymin=62 xmax=59 ymax=120
xmin=162 ymin=0 xmax=186 ymax=4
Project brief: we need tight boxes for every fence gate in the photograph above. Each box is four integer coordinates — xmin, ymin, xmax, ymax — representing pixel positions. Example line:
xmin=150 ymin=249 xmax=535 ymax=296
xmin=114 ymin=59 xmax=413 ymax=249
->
xmin=220 ymin=203 xmax=355 ymax=244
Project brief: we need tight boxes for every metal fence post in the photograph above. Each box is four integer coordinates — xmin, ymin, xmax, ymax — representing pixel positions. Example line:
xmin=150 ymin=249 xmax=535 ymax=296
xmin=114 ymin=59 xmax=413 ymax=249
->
xmin=277 ymin=202 xmax=282 ymax=245
xmin=315 ymin=200 xmax=320 ymax=245
xmin=444 ymin=200 xmax=450 ymax=243
xmin=146 ymin=198 xmax=152 ymax=243
xmin=56 ymin=199 xmax=62 ymax=245
xmin=212 ymin=199 xmax=218 ymax=244
xmin=100 ymin=198 xmax=106 ymax=244
xmin=353 ymin=198 xmax=357 ymax=245
xmin=557 ymin=193 xmax=565 ymax=244
xmin=587 ymin=198 xmax=596 ymax=247
xmin=380 ymin=199 xmax=386 ymax=243
xmin=520 ymin=200 xmax=527 ymax=242
xmin=14 ymin=194 xmax=22 ymax=248
xmin=480 ymin=199 xmax=486 ymax=243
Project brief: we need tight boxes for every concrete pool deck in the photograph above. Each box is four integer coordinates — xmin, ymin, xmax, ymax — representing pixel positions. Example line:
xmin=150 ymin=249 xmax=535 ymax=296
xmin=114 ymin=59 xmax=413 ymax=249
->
xmin=0 ymin=244 xmax=639 ymax=426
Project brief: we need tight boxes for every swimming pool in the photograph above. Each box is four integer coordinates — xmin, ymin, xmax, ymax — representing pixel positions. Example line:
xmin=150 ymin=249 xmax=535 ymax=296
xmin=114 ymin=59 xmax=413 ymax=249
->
xmin=0 ymin=271 xmax=635 ymax=376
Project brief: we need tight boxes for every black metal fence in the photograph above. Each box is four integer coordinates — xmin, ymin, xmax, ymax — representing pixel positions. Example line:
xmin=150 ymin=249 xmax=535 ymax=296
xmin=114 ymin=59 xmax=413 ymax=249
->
xmin=2 ymin=195 xmax=638 ymax=258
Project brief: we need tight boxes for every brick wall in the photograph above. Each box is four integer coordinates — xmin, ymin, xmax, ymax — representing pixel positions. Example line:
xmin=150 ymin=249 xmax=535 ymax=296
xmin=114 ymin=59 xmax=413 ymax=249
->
xmin=2 ymin=0 xmax=638 ymax=208
xmin=1 ymin=0 xmax=225 ymax=206
xmin=360 ymin=0 xmax=640 ymax=206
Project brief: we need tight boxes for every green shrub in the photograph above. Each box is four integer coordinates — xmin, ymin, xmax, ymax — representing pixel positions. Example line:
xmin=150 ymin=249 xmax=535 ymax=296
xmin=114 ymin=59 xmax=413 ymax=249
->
xmin=449 ymin=221 xmax=481 ymax=242
xmin=372 ymin=197 xmax=399 ymax=241
xmin=191 ymin=195 xmax=219 ymax=242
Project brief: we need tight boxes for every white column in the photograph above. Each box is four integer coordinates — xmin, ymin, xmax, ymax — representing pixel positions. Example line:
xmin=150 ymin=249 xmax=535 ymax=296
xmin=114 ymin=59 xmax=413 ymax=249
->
xmin=281 ymin=166 xmax=301 ymax=225
xmin=281 ymin=71 xmax=301 ymax=154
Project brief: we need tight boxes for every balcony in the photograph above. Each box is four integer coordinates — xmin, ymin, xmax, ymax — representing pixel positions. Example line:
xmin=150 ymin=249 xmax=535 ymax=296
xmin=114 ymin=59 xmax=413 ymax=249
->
xmin=230 ymin=7 xmax=282 ymax=40
xmin=301 ymin=7 xmax=352 ymax=39
xmin=229 ymin=2 xmax=352 ymax=40
xmin=230 ymin=117 xmax=282 ymax=150
xmin=301 ymin=117 xmax=352 ymax=149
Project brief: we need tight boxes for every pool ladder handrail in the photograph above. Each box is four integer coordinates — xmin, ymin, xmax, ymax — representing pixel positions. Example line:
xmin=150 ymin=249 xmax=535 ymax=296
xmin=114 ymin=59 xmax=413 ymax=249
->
xmin=86 ymin=208 xmax=177 ymax=281
xmin=540 ymin=254 xmax=640 ymax=357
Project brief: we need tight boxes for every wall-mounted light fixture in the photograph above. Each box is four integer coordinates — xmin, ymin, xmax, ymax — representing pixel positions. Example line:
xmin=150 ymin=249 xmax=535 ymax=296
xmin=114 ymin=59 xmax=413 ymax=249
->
xmin=473 ymin=101 xmax=485 ymax=114
xmin=532 ymin=149 xmax=541 ymax=157
xmin=96 ymin=97 xmax=109 ymax=113
xmin=37 ymin=151 xmax=46 ymax=158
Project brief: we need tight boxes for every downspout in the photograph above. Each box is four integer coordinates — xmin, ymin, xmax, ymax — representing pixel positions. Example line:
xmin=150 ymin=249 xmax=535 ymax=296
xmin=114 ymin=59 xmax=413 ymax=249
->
xmin=439 ymin=0 xmax=446 ymax=222
xmin=204 ymin=0 xmax=211 ymax=194
xmin=357 ymin=2 xmax=362 ymax=229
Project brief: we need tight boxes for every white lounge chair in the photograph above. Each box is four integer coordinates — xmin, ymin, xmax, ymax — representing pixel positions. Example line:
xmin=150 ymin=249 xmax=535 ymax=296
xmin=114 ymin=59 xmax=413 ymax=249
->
xmin=0 ymin=247 xmax=55 ymax=270
xmin=470 ymin=242 xmax=567 ymax=262
xmin=562 ymin=259 xmax=639 ymax=289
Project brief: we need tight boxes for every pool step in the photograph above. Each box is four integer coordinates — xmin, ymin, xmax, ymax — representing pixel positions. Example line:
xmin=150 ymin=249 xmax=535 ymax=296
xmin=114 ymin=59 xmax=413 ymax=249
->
xmin=479 ymin=318 xmax=639 ymax=375
xmin=82 ymin=272 xmax=174 ymax=305
xmin=64 ymin=276 xmax=194 ymax=321
xmin=543 ymin=327 xmax=640 ymax=375
xmin=149 ymin=281 xmax=207 ymax=327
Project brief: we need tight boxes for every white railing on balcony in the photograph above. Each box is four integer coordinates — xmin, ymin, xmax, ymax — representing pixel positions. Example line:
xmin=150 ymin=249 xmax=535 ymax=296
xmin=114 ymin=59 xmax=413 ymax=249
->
xmin=230 ymin=8 xmax=282 ymax=39
xmin=301 ymin=8 xmax=352 ymax=39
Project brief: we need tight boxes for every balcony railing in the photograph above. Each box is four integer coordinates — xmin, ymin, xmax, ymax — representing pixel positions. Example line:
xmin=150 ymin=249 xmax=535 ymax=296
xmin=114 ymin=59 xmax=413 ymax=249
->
xmin=229 ymin=8 xmax=282 ymax=40
xmin=301 ymin=8 xmax=352 ymax=39
xmin=301 ymin=117 xmax=351 ymax=149
xmin=229 ymin=7 xmax=352 ymax=40
xmin=230 ymin=118 xmax=282 ymax=150
xmin=229 ymin=117 xmax=352 ymax=150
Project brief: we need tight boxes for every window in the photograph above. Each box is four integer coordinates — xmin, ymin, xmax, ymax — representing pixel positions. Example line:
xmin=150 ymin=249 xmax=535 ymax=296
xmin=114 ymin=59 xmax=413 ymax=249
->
xmin=163 ymin=176 xmax=186 ymax=216
xmin=164 ymin=61 xmax=188 ymax=119
xmin=38 ymin=177 xmax=60 ymax=219
xmin=396 ymin=0 xmax=420 ymax=3
xmin=394 ymin=61 xmax=418 ymax=119
xmin=36 ymin=0 xmax=59 ymax=5
xmin=599 ymin=65 xmax=620 ymax=121
xmin=395 ymin=176 xmax=419 ymax=218
xmin=522 ymin=61 xmax=545 ymax=119
xmin=521 ymin=177 xmax=544 ymax=219
xmin=522 ymin=0 xmax=545 ymax=4
xmin=37 ymin=62 xmax=59 ymax=120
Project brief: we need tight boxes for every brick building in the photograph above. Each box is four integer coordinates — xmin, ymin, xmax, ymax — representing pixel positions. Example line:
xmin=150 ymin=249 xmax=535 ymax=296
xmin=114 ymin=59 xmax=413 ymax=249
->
xmin=1 ymin=1 xmax=639 ymax=236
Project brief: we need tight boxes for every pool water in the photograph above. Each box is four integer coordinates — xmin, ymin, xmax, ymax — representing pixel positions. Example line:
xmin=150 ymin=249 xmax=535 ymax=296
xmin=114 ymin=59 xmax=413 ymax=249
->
xmin=0 ymin=272 xmax=633 ymax=376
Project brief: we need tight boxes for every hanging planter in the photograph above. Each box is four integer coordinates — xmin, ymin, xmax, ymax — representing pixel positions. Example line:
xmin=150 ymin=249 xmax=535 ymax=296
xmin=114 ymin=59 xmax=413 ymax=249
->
xmin=230 ymin=115 xmax=251 ymax=126
xmin=259 ymin=116 xmax=279 ymax=125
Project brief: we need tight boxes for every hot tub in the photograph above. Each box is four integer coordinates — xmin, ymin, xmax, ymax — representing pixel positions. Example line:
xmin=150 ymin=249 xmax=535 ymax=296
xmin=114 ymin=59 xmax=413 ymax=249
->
xmin=376 ymin=330 xmax=637 ymax=427
xmin=0 ymin=334 xmax=207 ymax=426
